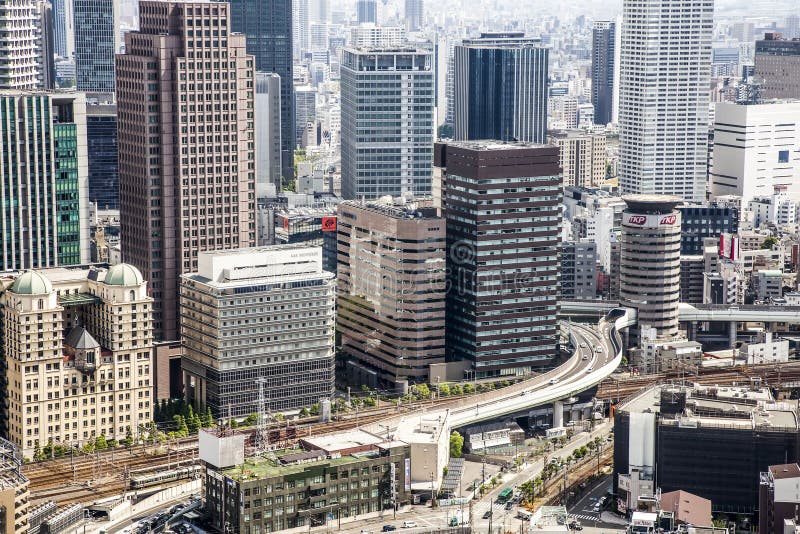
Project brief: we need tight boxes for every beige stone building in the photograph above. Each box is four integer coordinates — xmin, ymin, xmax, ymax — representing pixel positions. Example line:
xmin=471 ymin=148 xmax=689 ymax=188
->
xmin=0 ymin=264 xmax=153 ymax=457
xmin=548 ymin=130 xmax=607 ymax=187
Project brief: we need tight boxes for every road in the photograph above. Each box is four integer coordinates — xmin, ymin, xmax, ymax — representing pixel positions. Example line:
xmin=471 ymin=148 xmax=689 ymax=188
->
xmin=334 ymin=423 xmax=614 ymax=534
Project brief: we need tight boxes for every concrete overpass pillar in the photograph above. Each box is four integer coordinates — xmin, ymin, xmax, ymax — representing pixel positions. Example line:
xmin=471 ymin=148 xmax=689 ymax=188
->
xmin=553 ymin=400 xmax=564 ymax=428
xmin=687 ymin=322 xmax=697 ymax=341
xmin=729 ymin=321 xmax=737 ymax=349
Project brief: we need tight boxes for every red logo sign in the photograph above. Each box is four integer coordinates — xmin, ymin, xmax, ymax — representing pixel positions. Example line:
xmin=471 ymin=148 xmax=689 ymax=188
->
xmin=659 ymin=215 xmax=676 ymax=225
xmin=321 ymin=217 xmax=337 ymax=232
xmin=627 ymin=215 xmax=647 ymax=225
xmin=283 ymin=217 xmax=289 ymax=231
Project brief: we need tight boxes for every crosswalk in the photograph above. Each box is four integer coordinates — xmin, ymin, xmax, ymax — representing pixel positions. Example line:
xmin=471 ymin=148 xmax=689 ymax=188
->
xmin=569 ymin=513 xmax=600 ymax=523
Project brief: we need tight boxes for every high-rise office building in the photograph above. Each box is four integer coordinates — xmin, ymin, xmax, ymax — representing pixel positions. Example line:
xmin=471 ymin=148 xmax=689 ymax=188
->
xmin=340 ymin=47 xmax=434 ymax=199
xmin=453 ymin=32 xmax=549 ymax=144
xmin=591 ymin=21 xmax=615 ymax=125
xmin=337 ymin=200 xmax=446 ymax=388
xmin=52 ymin=0 xmax=68 ymax=57
xmin=436 ymin=141 xmax=562 ymax=377
xmin=0 ymin=90 xmax=90 ymax=270
xmin=255 ymin=72 xmax=282 ymax=196
xmin=226 ymin=0 xmax=295 ymax=184
xmin=620 ymin=195 xmax=682 ymax=340
xmin=405 ymin=0 xmax=422 ymax=32
xmin=349 ymin=25 xmax=405 ymax=48
xmin=294 ymin=84 xmax=316 ymax=145
xmin=86 ymin=102 xmax=119 ymax=210
xmin=786 ymin=15 xmax=800 ymax=39
xmin=755 ymin=34 xmax=800 ymax=99
xmin=116 ymin=1 xmax=257 ymax=342
xmin=0 ymin=264 xmax=153 ymax=457
xmin=38 ymin=0 xmax=55 ymax=89
xmin=0 ymin=0 xmax=44 ymax=89
xmin=618 ymin=0 xmax=712 ymax=202
xmin=356 ymin=0 xmax=376 ymax=24
xmin=73 ymin=0 xmax=115 ymax=94
xmin=181 ymin=246 xmax=335 ymax=417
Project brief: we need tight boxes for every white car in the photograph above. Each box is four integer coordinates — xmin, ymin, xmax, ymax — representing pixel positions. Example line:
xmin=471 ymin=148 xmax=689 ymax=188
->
xmin=402 ymin=522 xmax=418 ymax=528
xmin=580 ymin=342 xmax=587 ymax=348
xmin=595 ymin=347 xmax=603 ymax=353
xmin=586 ymin=367 xmax=593 ymax=373
xmin=581 ymin=355 xmax=588 ymax=360
xmin=549 ymin=378 xmax=559 ymax=385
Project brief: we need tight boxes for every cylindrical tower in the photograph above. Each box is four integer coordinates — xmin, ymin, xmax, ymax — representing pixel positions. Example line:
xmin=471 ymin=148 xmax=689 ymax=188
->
xmin=620 ymin=194 xmax=682 ymax=339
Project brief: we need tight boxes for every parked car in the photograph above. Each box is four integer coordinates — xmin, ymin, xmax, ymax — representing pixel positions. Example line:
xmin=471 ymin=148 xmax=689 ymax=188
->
xmin=505 ymin=502 xmax=514 ymax=510
xmin=383 ymin=526 xmax=397 ymax=532
xmin=402 ymin=521 xmax=418 ymax=528
xmin=483 ymin=511 xmax=493 ymax=519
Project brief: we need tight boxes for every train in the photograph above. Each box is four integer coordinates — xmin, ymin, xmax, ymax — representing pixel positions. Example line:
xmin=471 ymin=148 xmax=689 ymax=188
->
xmin=130 ymin=464 xmax=203 ymax=490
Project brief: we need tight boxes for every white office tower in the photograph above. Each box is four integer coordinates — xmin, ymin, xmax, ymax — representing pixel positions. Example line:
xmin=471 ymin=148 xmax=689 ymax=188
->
xmin=0 ymin=0 xmax=44 ymax=89
xmin=710 ymin=101 xmax=800 ymax=206
xmin=618 ymin=0 xmax=713 ymax=202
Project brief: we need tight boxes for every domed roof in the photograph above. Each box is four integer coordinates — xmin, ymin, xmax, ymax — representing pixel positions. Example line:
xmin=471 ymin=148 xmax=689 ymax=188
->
xmin=104 ymin=263 xmax=144 ymax=286
xmin=9 ymin=270 xmax=53 ymax=295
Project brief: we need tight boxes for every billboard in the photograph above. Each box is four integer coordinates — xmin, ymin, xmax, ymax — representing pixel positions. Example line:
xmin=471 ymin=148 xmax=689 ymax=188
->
xmin=321 ymin=216 xmax=337 ymax=232
xmin=404 ymin=458 xmax=411 ymax=492
xmin=624 ymin=213 xmax=680 ymax=229
xmin=719 ymin=233 xmax=739 ymax=261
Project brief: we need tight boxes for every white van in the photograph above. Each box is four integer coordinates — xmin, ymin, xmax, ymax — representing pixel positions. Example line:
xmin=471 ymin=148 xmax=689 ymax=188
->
xmin=402 ymin=521 xmax=418 ymax=528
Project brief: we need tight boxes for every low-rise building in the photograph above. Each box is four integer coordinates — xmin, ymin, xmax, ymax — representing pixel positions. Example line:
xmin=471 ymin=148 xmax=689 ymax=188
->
xmin=759 ymin=463 xmax=800 ymax=534
xmin=464 ymin=422 xmax=525 ymax=452
xmin=561 ymin=241 xmax=597 ymax=300
xmin=205 ymin=430 xmax=411 ymax=532
xmin=0 ymin=437 xmax=29 ymax=534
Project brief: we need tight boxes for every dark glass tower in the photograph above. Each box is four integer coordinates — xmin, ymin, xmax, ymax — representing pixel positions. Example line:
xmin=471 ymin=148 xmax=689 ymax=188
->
xmin=226 ymin=0 xmax=295 ymax=184
xmin=356 ymin=0 xmax=376 ymax=23
xmin=453 ymin=32 xmax=549 ymax=144
xmin=86 ymin=103 xmax=119 ymax=210
xmin=74 ymin=0 xmax=115 ymax=93
xmin=591 ymin=21 xmax=615 ymax=125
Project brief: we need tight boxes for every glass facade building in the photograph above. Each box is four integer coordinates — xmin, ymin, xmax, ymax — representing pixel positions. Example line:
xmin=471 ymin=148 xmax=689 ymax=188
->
xmin=591 ymin=21 xmax=615 ymax=125
xmin=453 ymin=32 xmax=549 ymax=144
xmin=0 ymin=91 xmax=89 ymax=270
xmin=73 ymin=0 xmax=115 ymax=93
xmin=86 ymin=103 xmax=119 ymax=210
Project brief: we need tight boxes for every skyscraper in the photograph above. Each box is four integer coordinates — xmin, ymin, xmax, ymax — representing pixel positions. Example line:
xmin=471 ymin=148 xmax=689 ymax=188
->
xmin=453 ymin=32 xmax=549 ymax=144
xmin=0 ymin=0 xmax=44 ymax=89
xmin=405 ymin=0 xmax=422 ymax=32
xmin=52 ymin=0 xmax=68 ymax=57
xmin=356 ymin=0 xmax=376 ymax=24
xmin=618 ymin=0 xmax=712 ymax=202
xmin=255 ymin=72 xmax=282 ymax=196
xmin=436 ymin=141 xmax=562 ymax=377
xmin=340 ymin=47 xmax=434 ymax=199
xmin=226 ymin=0 xmax=294 ymax=184
xmin=73 ymin=0 xmax=115 ymax=94
xmin=116 ymin=1 xmax=257 ymax=341
xmin=0 ymin=90 xmax=90 ymax=270
xmin=293 ymin=0 xmax=309 ymax=60
xmin=86 ymin=102 xmax=119 ymax=210
xmin=591 ymin=21 xmax=615 ymax=125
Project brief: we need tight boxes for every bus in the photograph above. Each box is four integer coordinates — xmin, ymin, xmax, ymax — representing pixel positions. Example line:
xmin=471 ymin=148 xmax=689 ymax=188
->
xmin=497 ymin=488 xmax=513 ymax=504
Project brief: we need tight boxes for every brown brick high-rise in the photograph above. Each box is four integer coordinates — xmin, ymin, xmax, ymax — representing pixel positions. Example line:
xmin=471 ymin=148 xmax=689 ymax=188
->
xmin=116 ymin=1 xmax=256 ymax=341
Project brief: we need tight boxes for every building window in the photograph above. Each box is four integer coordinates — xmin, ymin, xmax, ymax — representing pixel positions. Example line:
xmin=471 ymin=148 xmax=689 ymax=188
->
xmin=779 ymin=150 xmax=790 ymax=163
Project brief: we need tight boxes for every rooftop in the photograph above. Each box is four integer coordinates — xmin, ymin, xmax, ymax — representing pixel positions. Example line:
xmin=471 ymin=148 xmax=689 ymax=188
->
xmin=340 ymin=198 xmax=441 ymax=221
xmin=446 ymin=139 xmax=550 ymax=152
xmin=623 ymin=194 xmax=683 ymax=213
xmin=301 ymin=429 xmax=385 ymax=454
xmin=769 ymin=463 xmax=800 ymax=480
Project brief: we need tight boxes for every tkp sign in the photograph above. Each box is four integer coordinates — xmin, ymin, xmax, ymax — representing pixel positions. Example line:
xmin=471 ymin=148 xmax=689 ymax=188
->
xmin=659 ymin=215 xmax=677 ymax=225
xmin=627 ymin=215 xmax=647 ymax=225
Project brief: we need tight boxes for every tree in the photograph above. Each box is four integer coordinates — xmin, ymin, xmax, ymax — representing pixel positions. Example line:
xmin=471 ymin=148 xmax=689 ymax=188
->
xmin=202 ymin=406 xmax=214 ymax=428
xmin=463 ymin=383 xmax=475 ymax=395
xmin=449 ymin=431 xmax=464 ymax=458
xmin=95 ymin=434 xmax=108 ymax=450
xmin=243 ymin=413 xmax=259 ymax=426
xmin=415 ymin=384 xmax=431 ymax=399
xmin=450 ymin=384 xmax=463 ymax=396
xmin=33 ymin=440 xmax=44 ymax=462
xmin=310 ymin=403 xmax=320 ymax=416
xmin=299 ymin=407 xmax=310 ymax=417
xmin=123 ymin=427 xmax=134 ymax=447
xmin=761 ymin=237 xmax=778 ymax=249
xmin=229 ymin=418 xmax=239 ymax=429
xmin=173 ymin=415 xmax=188 ymax=436
xmin=438 ymin=383 xmax=450 ymax=397
xmin=361 ymin=384 xmax=371 ymax=393
xmin=188 ymin=413 xmax=202 ymax=433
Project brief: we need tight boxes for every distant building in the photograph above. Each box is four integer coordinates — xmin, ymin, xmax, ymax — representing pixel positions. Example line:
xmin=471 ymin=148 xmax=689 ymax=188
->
xmin=86 ymin=102 xmax=119 ymax=210
xmin=755 ymin=34 xmax=800 ymax=99
xmin=591 ymin=21 xmax=615 ymax=125
xmin=659 ymin=490 xmax=712 ymax=527
xmin=710 ymin=102 xmax=800 ymax=205
xmin=73 ymin=0 xmax=115 ymax=94
xmin=340 ymin=47 xmax=434 ymax=199
xmin=337 ymin=200 xmax=446 ymax=388
xmin=294 ymin=84 xmax=317 ymax=146
xmin=274 ymin=206 xmax=338 ymax=273
xmin=562 ymin=241 xmax=597 ymax=300
xmin=405 ymin=0 xmax=422 ymax=32
xmin=437 ymin=141 xmax=562 ymax=377
xmin=356 ymin=0 xmax=376 ymax=23
xmin=0 ymin=438 xmax=29 ymax=533
xmin=454 ymin=32 xmax=549 ymax=144
xmin=548 ymin=130 xmax=607 ymax=188
xmin=255 ymin=73 xmax=282 ymax=196
xmin=0 ymin=264 xmax=153 ymax=457
xmin=680 ymin=256 xmax=704 ymax=304
xmin=181 ymin=246 xmax=336 ymax=417
xmin=0 ymin=90 xmax=90 ymax=270
xmin=349 ymin=24 xmax=405 ymax=48
xmin=0 ymin=0 xmax=44 ymax=89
